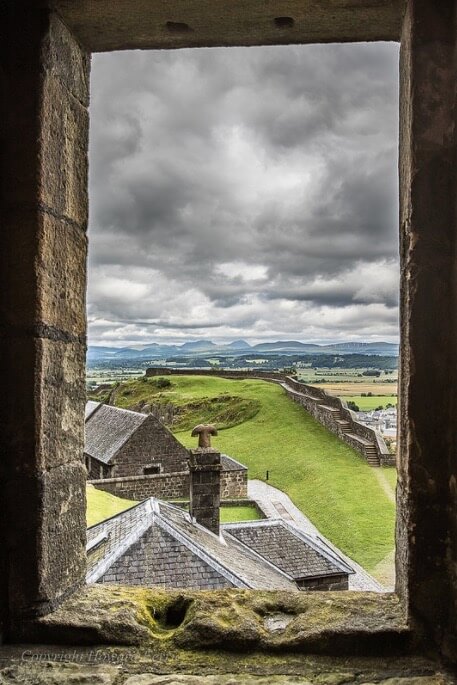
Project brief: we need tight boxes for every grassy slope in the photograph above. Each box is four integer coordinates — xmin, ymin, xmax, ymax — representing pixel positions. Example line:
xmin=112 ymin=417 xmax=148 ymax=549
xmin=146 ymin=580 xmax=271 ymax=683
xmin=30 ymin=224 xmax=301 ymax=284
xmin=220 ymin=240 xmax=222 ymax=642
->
xmin=167 ymin=376 xmax=395 ymax=572
xmin=383 ymin=468 xmax=398 ymax=491
xmin=94 ymin=377 xmax=260 ymax=432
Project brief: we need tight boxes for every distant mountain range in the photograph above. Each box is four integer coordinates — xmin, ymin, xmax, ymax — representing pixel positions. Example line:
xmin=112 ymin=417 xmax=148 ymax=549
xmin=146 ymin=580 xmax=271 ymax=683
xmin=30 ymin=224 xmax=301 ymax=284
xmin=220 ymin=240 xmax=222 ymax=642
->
xmin=87 ymin=339 xmax=398 ymax=361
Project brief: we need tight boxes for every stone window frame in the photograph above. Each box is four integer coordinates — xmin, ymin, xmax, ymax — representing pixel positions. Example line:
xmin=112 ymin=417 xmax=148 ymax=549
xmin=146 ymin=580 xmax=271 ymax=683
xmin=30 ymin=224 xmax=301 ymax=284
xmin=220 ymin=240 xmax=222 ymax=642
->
xmin=2 ymin=0 xmax=457 ymax=661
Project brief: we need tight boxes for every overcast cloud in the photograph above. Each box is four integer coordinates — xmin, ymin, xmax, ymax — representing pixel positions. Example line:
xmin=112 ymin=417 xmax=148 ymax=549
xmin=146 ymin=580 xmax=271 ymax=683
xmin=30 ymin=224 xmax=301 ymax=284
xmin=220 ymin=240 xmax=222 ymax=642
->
xmin=88 ymin=43 xmax=400 ymax=347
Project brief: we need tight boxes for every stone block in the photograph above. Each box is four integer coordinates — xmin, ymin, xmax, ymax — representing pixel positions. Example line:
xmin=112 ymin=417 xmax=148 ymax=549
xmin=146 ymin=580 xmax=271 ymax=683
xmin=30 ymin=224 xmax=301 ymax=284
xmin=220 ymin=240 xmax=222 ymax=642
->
xmin=2 ymin=337 xmax=85 ymax=476
xmin=1 ymin=206 xmax=87 ymax=340
xmin=2 ymin=14 xmax=89 ymax=219
xmin=36 ymin=213 xmax=87 ymax=335
xmin=43 ymin=13 xmax=91 ymax=106
xmin=40 ymin=74 xmax=89 ymax=227
xmin=5 ymin=462 xmax=86 ymax=619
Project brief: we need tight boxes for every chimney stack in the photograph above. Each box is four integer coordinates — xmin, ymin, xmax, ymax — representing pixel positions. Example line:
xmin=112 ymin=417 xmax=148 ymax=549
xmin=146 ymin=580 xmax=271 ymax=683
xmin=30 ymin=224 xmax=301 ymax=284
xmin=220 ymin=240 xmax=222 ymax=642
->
xmin=189 ymin=425 xmax=221 ymax=535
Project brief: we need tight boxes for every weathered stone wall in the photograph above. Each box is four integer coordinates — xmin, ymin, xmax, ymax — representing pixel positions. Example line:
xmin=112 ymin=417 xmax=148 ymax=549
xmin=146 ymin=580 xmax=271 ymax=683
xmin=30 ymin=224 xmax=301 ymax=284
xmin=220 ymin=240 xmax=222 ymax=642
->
xmin=146 ymin=367 xmax=287 ymax=381
xmin=90 ymin=471 xmax=190 ymax=501
xmin=221 ymin=469 xmax=247 ymax=499
xmin=395 ymin=0 xmax=457 ymax=659
xmin=89 ymin=464 xmax=246 ymax=501
xmin=0 ymin=9 xmax=89 ymax=632
xmin=87 ymin=456 xmax=106 ymax=481
xmin=111 ymin=415 xmax=189 ymax=477
xmin=145 ymin=368 xmax=395 ymax=467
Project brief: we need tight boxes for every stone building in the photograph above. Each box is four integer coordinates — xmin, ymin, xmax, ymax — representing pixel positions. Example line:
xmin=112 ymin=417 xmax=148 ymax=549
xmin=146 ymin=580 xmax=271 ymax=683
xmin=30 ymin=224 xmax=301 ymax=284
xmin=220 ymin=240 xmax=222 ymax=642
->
xmin=87 ymin=446 xmax=352 ymax=591
xmin=84 ymin=402 xmax=190 ymax=479
xmin=85 ymin=403 xmax=248 ymax=499
xmin=87 ymin=502 xmax=353 ymax=591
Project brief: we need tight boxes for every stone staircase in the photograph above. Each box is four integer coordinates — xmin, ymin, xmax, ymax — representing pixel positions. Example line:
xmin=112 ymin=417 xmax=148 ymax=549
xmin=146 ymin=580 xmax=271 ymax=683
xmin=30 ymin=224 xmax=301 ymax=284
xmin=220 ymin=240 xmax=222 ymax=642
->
xmin=345 ymin=433 xmax=381 ymax=467
xmin=319 ymin=404 xmax=380 ymax=467
xmin=335 ymin=418 xmax=352 ymax=434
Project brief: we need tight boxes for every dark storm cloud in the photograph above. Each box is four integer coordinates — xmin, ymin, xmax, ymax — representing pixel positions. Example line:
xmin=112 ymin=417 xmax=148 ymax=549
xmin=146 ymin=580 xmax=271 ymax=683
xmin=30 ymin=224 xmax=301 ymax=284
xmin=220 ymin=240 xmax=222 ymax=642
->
xmin=87 ymin=43 xmax=399 ymax=345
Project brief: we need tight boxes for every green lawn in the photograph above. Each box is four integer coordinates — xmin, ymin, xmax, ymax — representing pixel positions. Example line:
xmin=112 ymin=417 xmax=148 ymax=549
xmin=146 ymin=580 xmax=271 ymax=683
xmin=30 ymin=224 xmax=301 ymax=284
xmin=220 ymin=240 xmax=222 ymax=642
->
xmin=220 ymin=505 xmax=261 ymax=523
xmin=341 ymin=395 xmax=397 ymax=411
xmin=168 ymin=376 xmax=395 ymax=573
xmin=87 ymin=485 xmax=260 ymax=527
xmin=86 ymin=485 xmax=137 ymax=527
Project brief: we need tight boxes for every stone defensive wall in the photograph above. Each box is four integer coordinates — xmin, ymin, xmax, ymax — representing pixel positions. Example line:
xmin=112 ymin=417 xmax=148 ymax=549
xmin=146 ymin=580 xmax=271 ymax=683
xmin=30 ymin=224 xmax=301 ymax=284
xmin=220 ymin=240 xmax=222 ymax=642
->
xmin=145 ymin=368 xmax=395 ymax=467
xmin=89 ymin=465 xmax=248 ymax=501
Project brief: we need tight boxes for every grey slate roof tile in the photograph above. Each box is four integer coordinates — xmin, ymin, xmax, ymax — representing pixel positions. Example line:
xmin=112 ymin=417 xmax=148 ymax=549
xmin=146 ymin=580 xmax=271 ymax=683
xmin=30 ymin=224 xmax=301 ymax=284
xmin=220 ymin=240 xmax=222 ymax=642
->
xmin=224 ymin=520 xmax=353 ymax=579
xmin=220 ymin=454 xmax=248 ymax=471
xmin=87 ymin=497 xmax=352 ymax=591
xmin=85 ymin=400 xmax=102 ymax=421
xmin=84 ymin=403 xmax=149 ymax=464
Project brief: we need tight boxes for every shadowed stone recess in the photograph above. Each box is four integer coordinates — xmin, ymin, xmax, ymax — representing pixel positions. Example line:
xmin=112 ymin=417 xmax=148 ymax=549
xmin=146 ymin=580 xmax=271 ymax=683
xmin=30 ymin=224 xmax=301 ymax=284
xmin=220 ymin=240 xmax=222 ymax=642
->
xmin=1 ymin=7 xmax=89 ymax=633
xmin=396 ymin=0 xmax=457 ymax=662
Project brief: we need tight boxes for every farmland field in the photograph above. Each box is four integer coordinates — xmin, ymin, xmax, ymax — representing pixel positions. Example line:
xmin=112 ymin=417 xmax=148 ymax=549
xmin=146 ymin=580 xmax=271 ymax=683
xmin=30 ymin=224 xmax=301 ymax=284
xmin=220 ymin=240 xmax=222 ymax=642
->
xmin=312 ymin=381 xmax=397 ymax=395
xmin=340 ymin=394 xmax=397 ymax=411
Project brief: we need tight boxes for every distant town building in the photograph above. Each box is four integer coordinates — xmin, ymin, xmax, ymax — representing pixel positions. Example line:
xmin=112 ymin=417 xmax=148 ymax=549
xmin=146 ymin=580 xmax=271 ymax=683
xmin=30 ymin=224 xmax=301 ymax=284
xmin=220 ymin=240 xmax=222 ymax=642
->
xmin=356 ymin=407 xmax=397 ymax=439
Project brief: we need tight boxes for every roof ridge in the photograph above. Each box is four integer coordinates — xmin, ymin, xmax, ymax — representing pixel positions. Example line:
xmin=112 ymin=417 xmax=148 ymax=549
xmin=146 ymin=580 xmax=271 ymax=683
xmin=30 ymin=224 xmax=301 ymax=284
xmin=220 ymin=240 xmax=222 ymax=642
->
xmin=279 ymin=519 xmax=355 ymax=575
xmin=154 ymin=510 xmax=249 ymax=589
xmin=222 ymin=530 xmax=295 ymax=583
xmin=101 ymin=404 xmax=149 ymax=418
xmin=86 ymin=499 xmax=155 ymax=583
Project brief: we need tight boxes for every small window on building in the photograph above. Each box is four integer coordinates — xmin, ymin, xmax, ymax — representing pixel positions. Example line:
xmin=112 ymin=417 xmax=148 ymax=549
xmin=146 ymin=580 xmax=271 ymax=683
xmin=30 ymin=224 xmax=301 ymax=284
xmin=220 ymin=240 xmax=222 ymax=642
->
xmin=144 ymin=464 xmax=161 ymax=475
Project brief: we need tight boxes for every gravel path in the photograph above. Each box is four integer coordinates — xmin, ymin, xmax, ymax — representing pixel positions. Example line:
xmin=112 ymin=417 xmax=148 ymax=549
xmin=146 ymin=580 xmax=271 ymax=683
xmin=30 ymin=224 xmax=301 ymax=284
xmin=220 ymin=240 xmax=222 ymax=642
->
xmin=248 ymin=479 xmax=386 ymax=592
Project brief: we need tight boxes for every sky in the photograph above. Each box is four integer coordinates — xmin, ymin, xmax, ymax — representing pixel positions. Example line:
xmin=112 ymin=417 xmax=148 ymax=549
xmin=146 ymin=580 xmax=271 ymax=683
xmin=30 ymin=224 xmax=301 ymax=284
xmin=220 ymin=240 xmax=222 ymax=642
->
xmin=87 ymin=42 xmax=400 ymax=348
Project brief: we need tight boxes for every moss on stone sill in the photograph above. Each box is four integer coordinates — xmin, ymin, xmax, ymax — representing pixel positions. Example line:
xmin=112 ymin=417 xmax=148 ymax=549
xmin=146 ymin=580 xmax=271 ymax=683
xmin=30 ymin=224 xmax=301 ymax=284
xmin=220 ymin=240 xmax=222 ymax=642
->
xmin=13 ymin=585 xmax=410 ymax=658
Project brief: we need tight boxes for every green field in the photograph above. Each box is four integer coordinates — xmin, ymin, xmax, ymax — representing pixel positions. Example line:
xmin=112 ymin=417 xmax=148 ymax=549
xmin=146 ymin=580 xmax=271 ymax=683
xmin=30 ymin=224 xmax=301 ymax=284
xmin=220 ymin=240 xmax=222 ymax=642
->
xmin=86 ymin=485 xmax=137 ymax=527
xmin=220 ymin=505 xmax=261 ymax=523
xmin=341 ymin=395 xmax=397 ymax=411
xmin=97 ymin=375 xmax=396 ymax=574
xmin=86 ymin=485 xmax=260 ymax=527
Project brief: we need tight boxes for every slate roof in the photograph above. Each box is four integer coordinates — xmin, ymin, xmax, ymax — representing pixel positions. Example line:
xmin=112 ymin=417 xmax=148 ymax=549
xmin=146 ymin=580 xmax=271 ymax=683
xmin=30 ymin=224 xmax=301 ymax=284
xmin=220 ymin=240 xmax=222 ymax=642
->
xmin=84 ymin=402 xmax=247 ymax=473
xmin=224 ymin=519 xmax=354 ymax=580
xmin=84 ymin=403 xmax=149 ymax=464
xmin=220 ymin=454 xmax=247 ymax=471
xmin=85 ymin=400 xmax=102 ymax=421
xmin=86 ymin=498 xmax=352 ymax=590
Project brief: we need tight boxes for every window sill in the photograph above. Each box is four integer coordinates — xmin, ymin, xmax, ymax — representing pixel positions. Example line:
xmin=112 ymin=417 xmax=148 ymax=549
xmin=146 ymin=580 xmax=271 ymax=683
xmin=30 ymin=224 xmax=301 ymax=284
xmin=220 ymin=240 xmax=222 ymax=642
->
xmin=11 ymin=585 xmax=409 ymax=656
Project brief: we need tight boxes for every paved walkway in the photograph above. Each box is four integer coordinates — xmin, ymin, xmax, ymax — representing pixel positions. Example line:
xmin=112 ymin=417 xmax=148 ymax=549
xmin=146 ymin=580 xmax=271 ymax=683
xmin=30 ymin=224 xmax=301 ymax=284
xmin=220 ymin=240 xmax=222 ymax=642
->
xmin=248 ymin=479 xmax=386 ymax=592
